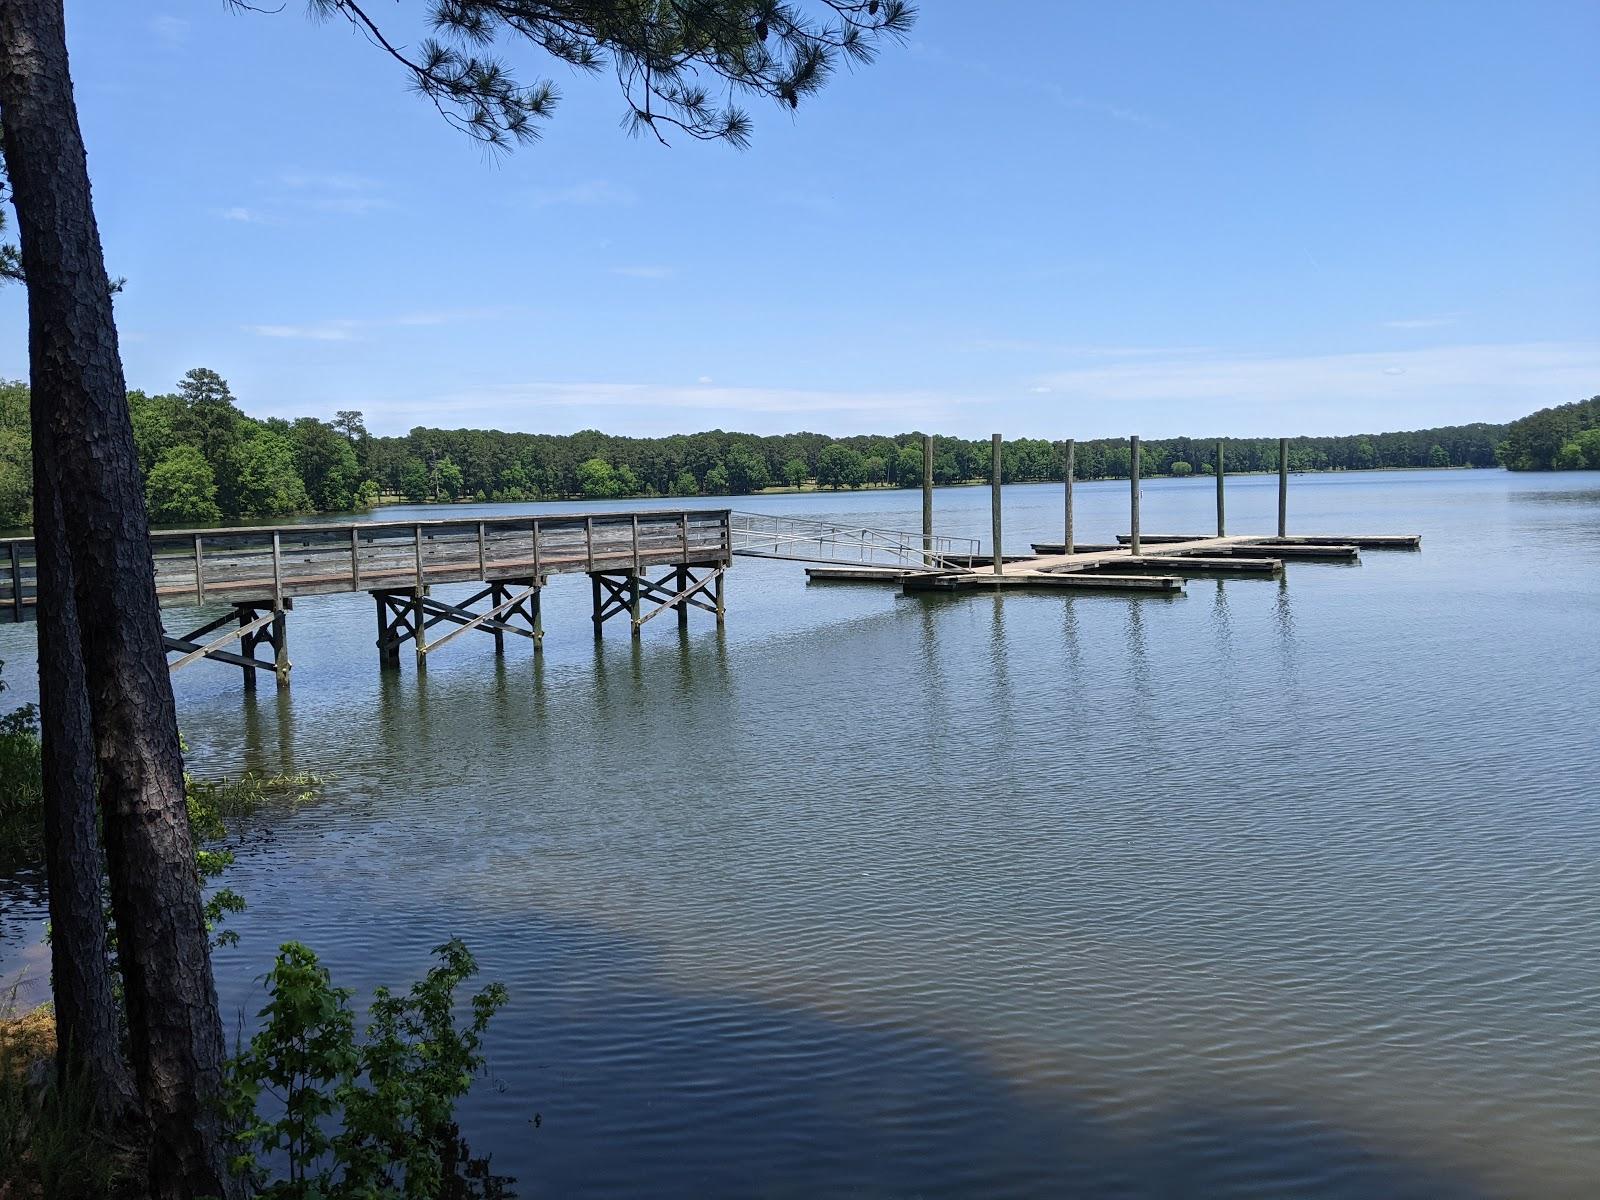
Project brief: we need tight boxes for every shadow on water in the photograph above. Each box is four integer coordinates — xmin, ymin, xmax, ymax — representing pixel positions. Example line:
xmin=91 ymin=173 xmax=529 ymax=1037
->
xmin=433 ymin=909 xmax=1494 ymax=1200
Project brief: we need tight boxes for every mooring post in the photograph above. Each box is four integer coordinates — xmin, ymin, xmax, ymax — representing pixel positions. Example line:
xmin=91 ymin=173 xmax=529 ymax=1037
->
xmin=272 ymin=606 xmax=290 ymax=688
xmin=1216 ymin=439 xmax=1226 ymax=537
xmin=922 ymin=433 xmax=934 ymax=562
xmin=1278 ymin=436 xmax=1289 ymax=537
xmin=1129 ymin=435 xmax=1142 ymax=557
xmin=991 ymin=433 xmax=1003 ymax=576
xmin=1063 ymin=437 xmax=1076 ymax=555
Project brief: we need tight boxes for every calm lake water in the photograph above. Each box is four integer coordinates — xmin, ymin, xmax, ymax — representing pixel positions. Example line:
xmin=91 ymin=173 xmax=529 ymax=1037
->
xmin=3 ymin=468 xmax=1600 ymax=1198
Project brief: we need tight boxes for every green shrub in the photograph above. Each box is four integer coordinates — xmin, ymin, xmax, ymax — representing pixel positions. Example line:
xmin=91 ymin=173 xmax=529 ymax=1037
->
xmin=226 ymin=938 xmax=510 ymax=1198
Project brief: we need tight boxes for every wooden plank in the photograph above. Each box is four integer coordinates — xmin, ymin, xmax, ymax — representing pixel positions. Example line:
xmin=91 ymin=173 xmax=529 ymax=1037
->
xmin=167 ymin=610 xmax=275 ymax=672
xmin=805 ymin=566 xmax=920 ymax=582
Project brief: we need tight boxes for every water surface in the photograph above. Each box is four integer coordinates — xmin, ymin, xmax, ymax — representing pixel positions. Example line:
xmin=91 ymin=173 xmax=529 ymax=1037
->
xmin=3 ymin=468 xmax=1598 ymax=1198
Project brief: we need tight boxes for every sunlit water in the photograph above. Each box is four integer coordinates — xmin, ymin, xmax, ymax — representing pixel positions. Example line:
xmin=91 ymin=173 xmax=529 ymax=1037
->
xmin=3 ymin=469 xmax=1599 ymax=1198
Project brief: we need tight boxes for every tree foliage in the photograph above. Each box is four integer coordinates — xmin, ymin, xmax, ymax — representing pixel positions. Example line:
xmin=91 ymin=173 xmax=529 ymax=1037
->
xmin=145 ymin=444 xmax=222 ymax=525
xmin=271 ymin=1 xmax=915 ymax=149
xmin=1499 ymin=395 xmax=1600 ymax=471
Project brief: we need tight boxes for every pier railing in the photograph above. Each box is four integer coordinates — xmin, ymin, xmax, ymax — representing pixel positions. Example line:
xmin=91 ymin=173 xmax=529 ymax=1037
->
xmin=0 ymin=509 xmax=734 ymax=619
xmin=729 ymin=511 xmax=979 ymax=570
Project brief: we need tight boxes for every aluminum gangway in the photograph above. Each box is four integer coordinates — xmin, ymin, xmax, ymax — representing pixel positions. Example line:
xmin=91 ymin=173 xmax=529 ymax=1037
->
xmin=729 ymin=511 xmax=979 ymax=571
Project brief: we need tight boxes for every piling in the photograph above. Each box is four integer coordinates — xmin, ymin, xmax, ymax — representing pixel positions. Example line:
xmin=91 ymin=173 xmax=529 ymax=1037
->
xmin=1063 ymin=438 xmax=1076 ymax=555
xmin=1278 ymin=437 xmax=1289 ymax=537
xmin=991 ymin=434 xmax=1003 ymax=575
xmin=1129 ymin=435 xmax=1142 ymax=557
xmin=922 ymin=433 xmax=934 ymax=560
xmin=1216 ymin=439 xmax=1226 ymax=537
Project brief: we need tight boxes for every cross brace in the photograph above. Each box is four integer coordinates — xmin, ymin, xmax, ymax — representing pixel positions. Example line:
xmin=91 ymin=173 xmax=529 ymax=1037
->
xmin=163 ymin=601 xmax=291 ymax=688
xmin=373 ymin=580 xmax=542 ymax=667
xmin=590 ymin=564 xmax=725 ymax=638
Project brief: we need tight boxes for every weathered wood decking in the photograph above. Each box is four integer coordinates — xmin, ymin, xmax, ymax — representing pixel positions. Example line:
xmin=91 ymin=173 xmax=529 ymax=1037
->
xmin=0 ymin=510 xmax=734 ymax=622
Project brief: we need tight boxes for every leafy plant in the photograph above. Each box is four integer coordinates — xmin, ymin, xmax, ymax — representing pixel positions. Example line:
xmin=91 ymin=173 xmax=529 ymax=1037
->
xmin=227 ymin=939 xmax=511 ymax=1198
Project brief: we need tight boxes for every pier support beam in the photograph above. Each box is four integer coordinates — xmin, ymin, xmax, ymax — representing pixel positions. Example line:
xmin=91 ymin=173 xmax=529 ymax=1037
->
xmin=374 ymin=581 xmax=541 ymax=667
xmin=1216 ymin=440 xmax=1226 ymax=537
xmin=1063 ymin=438 xmax=1076 ymax=555
xmin=1130 ymin=435 xmax=1142 ymax=557
xmin=1278 ymin=437 xmax=1289 ymax=537
xmin=591 ymin=564 xmax=725 ymax=638
xmin=991 ymin=433 xmax=1003 ymax=575
xmin=163 ymin=601 xmax=290 ymax=688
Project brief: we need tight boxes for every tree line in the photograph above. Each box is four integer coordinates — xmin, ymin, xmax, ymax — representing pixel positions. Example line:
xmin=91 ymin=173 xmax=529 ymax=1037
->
xmin=1497 ymin=395 xmax=1600 ymax=471
xmin=0 ymin=373 xmax=1519 ymax=531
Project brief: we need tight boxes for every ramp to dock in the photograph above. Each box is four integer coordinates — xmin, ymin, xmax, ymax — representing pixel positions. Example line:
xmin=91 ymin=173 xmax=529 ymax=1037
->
xmin=730 ymin=511 xmax=980 ymax=572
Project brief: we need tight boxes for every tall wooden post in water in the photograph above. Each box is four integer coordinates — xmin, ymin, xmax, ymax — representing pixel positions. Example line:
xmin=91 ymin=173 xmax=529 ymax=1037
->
xmin=1277 ymin=437 xmax=1289 ymax=537
xmin=922 ymin=433 xmax=934 ymax=561
xmin=1216 ymin=439 xmax=1226 ymax=537
xmin=1062 ymin=438 xmax=1076 ymax=555
xmin=1129 ymin=435 xmax=1142 ymax=557
xmin=991 ymin=433 xmax=1003 ymax=575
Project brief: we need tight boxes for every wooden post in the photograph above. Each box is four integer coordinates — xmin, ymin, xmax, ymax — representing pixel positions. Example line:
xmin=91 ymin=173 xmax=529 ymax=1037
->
xmin=990 ymin=433 xmax=1003 ymax=575
xmin=631 ymin=513 xmax=641 ymax=577
xmin=271 ymin=531 xmax=284 ymax=607
xmin=413 ymin=588 xmax=427 ymax=664
xmin=413 ymin=524 xmax=424 ymax=588
xmin=476 ymin=521 xmax=488 ymax=578
xmin=714 ymin=568 xmax=726 ymax=625
xmin=272 ymin=607 xmax=290 ymax=688
xmin=375 ymin=593 xmax=399 ymax=668
xmin=584 ymin=516 xmax=594 ymax=573
xmin=629 ymin=571 xmax=642 ymax=639
xmin=591 ymin=572 xmax=604 ymax=638
xmin=193 ymin=535 xmax=205 ymax=604
xmin=1063 ymin=438 xmax=1075 ymax=555
xmin=677 ymin=565 xmax=690 ymax=631
xmin=490 ymin=584 xmax=506 ymax=655
xmin=349 ymin=527 xmax=361 ymax=590
xmin=921 ymin=433 xmax=934 ymax=562
xmin=240 ymin=606 xmax=258 ymax=691
xmin=531 ymin=519 xmax=542 ymax=580
xmin=531 ymin=586 xmax=544 ymax=649
xmin=1216 ymin=440 xmax=1226 ymax=537
xmin=1129 ymin=435 xmax=1142 ymax=557
xmin=1278 ymin=437 xmax=1289 ymax=537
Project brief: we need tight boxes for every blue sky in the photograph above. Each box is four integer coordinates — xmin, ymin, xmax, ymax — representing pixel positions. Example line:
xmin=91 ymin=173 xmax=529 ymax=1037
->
xmin=2 ymin=1 xmax=1596 ymax=438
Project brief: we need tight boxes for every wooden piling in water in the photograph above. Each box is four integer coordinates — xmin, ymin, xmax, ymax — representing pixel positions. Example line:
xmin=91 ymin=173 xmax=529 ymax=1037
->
xmin=1216 ymin=440 xmax=1226 ymax=537
xmin=991 ymin=433 xmax=1003 ymax=575
xmin=1278 ymin=437 xmax=1289 ymax=537
xmin=1129 ymin=435 xmax=1142 ymax=557
xmin=922 ymin=433 xmax=934 ymax=560
xmin=1063 ymin=438 xmax=1076 ymax=555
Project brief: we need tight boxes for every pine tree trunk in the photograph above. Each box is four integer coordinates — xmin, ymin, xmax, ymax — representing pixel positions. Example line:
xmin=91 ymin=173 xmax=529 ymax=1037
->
xmin=30 ymin=423 xmax=138 ymax=1123
xmin=0 ymin=3 xmax=241 ymax=1195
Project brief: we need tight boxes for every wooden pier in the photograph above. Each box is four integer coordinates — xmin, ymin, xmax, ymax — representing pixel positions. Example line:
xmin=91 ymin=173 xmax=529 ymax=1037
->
xmin=0 ymin=431 xmax=1425 ymax=688
xmin=1 ymin=510 xmax=733 ymax=686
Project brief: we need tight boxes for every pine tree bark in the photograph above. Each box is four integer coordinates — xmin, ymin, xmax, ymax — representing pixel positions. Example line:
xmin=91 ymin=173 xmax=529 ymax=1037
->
xmin=30 ymin=420 xmax=138 ymax=1122
xmin=0 ymin=2 xmax=241 ymax=1195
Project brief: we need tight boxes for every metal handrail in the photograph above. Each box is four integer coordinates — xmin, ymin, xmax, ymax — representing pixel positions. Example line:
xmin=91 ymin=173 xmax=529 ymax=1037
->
xmin=728 ymin=511 xmax=978 ymax=571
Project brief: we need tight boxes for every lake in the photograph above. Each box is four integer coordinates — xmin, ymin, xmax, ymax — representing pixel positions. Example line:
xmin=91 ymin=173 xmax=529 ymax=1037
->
xmin=3 ymin=467 xmax=1599 ymax=1198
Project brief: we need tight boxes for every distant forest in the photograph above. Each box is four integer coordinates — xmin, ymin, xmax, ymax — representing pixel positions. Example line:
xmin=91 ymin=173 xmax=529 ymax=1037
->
xmin=1497 ymin=396 xmax=1600 ymax=471
xmin=1 ymin=370 xmax=1591 ymax=531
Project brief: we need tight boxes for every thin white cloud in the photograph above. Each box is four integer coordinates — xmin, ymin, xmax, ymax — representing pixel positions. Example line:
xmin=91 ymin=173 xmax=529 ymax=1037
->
xmin=149 ymin=15 xmax=188 ymax=47
xmin=1382 ymin=315 xmax=1459 ymax=330
xmin=1030 ymin=341 xmax=1600 ymax=435
xmin=219 ymin=206 xmax=275 ymax=224
xmin=243 ymin=323 xmax=356 ymax=342
xmin=240 ymin=308 xmax=516 ymax=341
xmin=609 ymin=265 xmax=674 ymax=280
xmin=527 ymin=179 xmax=636 ymax=207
